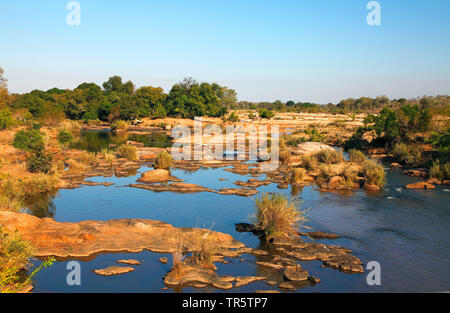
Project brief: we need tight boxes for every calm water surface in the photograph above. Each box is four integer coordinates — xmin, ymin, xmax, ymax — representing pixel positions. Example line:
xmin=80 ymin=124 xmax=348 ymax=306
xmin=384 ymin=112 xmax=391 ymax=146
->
xmin=28 ymin=132 xmax=450 ymax=293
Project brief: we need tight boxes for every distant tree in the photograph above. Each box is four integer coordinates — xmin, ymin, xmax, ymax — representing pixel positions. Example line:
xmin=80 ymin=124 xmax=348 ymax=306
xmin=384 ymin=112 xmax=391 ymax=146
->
xmin=286 ymin=100 xmax=295 ymax=107
xmin=102 ymin=76 xmax=135 ymax=94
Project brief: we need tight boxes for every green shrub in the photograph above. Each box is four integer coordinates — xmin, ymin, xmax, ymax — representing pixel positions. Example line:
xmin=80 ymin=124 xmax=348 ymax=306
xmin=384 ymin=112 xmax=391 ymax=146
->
xmin=0 ymin=110 xmax=15 ymax=130
xmin=259 ymin=109 xmax=275 ymax=119
xmin=405 ymin=145 xmax=423 ymax=167
xmin=116 ymin=144 xmax=137 ymax=161
xmin=362 ymin=159 xmax=386 ymax=187
xmin=0 ymin=228 xmax=55 ymax=293
xmin=110 ymin=120 xmax=128 ymax=131
xmin=430 ymin=161 xmax=450 ymax=180
xmin=391 ymin=143 xmax=409 ymax=163
xmin=154 ymin=151 xmax=172 ymax=170
xmin=253 ymin=193 xmax=307 ymax=241
xmin=227 ymin=111 xmax=239 ymax=122
xmin=57 ymin=129 xmax=73 ymax=144
xmin=26 ymin=150 xmax=53 ymax=174
xmin=12 ymin=129 xmax=44 ymax=152
xmin=348 ymin=149 xmax=366 ymax=163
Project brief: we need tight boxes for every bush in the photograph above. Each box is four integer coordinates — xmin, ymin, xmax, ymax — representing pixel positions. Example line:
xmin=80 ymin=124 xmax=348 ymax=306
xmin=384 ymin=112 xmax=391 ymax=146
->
xmin=430 ymin=161 xmax=450 ymax=180
xmin=26 ymin=150 xmax=53 ymax=174
xmin=0 ymin=110 xmax=15 ymax=130
xmin=341 ymin=165 xmax=358 ymax=186
xmin=316 ymin=149 xmax=344 ymax=164
xmin=227 ymin=111 xmax=239 ymax=122
xmin=110 ymin=120 xmax=128 ymax=131
xmin=318 ymin=164 xmax=335 ymax=181
xmin=259 ymin=109 xmax=275 ymax=119
xmin=0 ymin=228 xmax=55 ymax=293
xmin=391 ymin=143 xmax=409 ymax=163
xmin=154 ymin=151 xmax=172 ymax=170
xmin=348 ymin=149 xmax=366 ymax=163
xmin=12 ymin=129 xmax=44 ymax=152
xmin=279 ymin=149 xmax=291 ymax=165
xmin=301 ymin=153 xmax=318 ymax=169
xmin=57 ymin=129 xmax=73 ymax=144
xmin=362 ymin=159 xmax=386 ymax=187
xmin=405 ymin=145 xmax=423 ymax=167
xmin=116 ymin=144 xmax=137 ymax=161
xmin=253 ymin=193 xmax=307 ymax=241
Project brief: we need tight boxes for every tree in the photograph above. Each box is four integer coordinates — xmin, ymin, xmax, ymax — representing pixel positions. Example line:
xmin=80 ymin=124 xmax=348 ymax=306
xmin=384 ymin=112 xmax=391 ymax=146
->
xmin=0 ymin=67 xmax=9 ymax=108
xmin=135 ymin=86 xmax=167 ymax=117
xmin=102 ymin=76 xmax=134 ymax=94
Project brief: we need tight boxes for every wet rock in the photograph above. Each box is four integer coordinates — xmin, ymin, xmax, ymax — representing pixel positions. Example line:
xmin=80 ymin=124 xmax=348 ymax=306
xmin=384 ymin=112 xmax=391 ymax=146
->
xmin=284 ymin=265 xmax=309 ymax=282
xmin=292 ymin=142 xmax=335 ymax=156
xmin=130 ymin=183 xmax=212 ymax=193
xmin=234 ymin=179 xmax=271 ymax=188
xmin=278 ymin=282 xmax=296 ymax=290
xmin=251 ymin=249 xmax=269 ymax=256
xmin=266 ymin=280 xmax=278 ymax=286
xmin=363 ymin=184 xmax=381 ymax=191
xmin=164 ymin=263 xmax=234 ymax=290
xmin=235 ymin=276 xmax=266 ymax=287
xmin=0 ymin=211 xmax=244 ymax=258
xmin=256 ymin=262 xmax=283 ymax=270
xmin=403 ymin=169 xmax=427 ymax=177
xmin=217 ymin=188 xmax=258 ymax=196
xmin=390 ymin=162 xmax=401 ymax=168
xmin=322 ymin=254 xmax=364 ymax=273
xmin=255 ymin=290 xmax=280 ymax=293
xmin=307 ymin=231 xmax=340 ymax=239
xmin=137 ymin=169 xmax=182 ymax=183
xmin=277 ymin=182 xmax=289 ymax=189
xmin=235 ymin=223 xmax=254 ymax=233
xmin=117 ymin=259 xmax=141 ymax=265
xmin=405 ymin=182 xmax=436 ymax=189
xmin=94 ymin=266 xmax=135 ymax=276
xmin=158 ymin=257 xmax=168 ymax=264
xmin=309 ymin=276 xmax=321 ymax=284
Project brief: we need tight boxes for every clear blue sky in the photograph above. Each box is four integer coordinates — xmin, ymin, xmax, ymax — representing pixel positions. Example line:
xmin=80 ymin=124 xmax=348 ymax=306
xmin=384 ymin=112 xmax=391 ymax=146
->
xmin=1 ymin=0 xmax=449 ymax=103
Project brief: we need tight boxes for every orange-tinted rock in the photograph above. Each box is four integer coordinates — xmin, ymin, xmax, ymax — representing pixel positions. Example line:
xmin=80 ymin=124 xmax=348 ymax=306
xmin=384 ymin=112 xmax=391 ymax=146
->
xmin=405 ymin=182 xmax=436 ymax=189
xmin=0 ymin=211 xmax=244 ymax=258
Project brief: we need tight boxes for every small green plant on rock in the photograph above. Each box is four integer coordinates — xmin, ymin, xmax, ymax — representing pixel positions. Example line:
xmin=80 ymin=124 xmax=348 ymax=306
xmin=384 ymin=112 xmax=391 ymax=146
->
xmin=154 ymin=151 xmax=172 ymax=170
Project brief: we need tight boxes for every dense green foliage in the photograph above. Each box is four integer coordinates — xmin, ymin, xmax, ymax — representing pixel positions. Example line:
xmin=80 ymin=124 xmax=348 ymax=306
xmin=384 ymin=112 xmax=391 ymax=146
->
xmin=26 ymin=150 xmax=53 ymax=174
xmin=6 ymin=77 xmax=234 ymax=122
xmin=0 ymin=109 xmax=15 ymax=130
xmin=258 ymin=109 xmax=275 ymax=119
xmin=57 ymin=129 xmax=73 ymax=144
xmin=12 ymin=129 xmax=44 ymax=152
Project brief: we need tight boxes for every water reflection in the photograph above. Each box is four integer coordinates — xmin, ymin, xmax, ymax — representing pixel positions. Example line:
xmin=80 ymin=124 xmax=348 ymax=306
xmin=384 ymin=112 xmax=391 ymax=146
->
xmin=70 ymin=130 xmax=173 ymax=153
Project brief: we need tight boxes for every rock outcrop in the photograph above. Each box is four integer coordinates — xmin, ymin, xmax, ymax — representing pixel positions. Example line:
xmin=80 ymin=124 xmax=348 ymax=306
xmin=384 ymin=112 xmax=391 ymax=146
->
xmin=0 ymin=211 xmax=244 ymax=258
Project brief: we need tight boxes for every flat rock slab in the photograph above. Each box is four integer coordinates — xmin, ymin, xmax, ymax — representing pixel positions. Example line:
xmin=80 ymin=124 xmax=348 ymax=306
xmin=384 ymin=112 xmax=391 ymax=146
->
xmin=158 ymin=257 xmax=168 ymax=264
xmin=307 ymin=231 xmax=340 ymax=239
xmin=137 ymin=169 xmax=183 ymax=184
xmin=94 ymin=266 xmax=135 ymax=276
xmin=117 ymin=259 xmax=141 ymax=265
xmin=129 ymin=183 xmax=212 ymax=193
xmin=405 ymin=182 xmax=436 ymax=189
xmin=0 ymin=211 xmax=244 ymax=258
xmin=217 ymin=188 xmax=258 ymax=196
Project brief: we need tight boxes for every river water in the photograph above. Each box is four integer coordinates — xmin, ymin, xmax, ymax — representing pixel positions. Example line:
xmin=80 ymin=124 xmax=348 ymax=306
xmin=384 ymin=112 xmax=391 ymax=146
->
xmin=28 ymin=131 xmax=450 ymax=293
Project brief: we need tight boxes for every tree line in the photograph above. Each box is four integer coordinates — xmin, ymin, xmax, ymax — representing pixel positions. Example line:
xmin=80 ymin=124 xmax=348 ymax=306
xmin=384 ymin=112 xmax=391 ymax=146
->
xmin=0 ymin=74 xmax=237 ymax=123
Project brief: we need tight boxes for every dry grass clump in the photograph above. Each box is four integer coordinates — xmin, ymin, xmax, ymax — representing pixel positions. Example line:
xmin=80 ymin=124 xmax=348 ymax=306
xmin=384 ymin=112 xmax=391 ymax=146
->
xmin=430 ymin=161 xmax=450 ymax=180
xmin=79 ymin=151 xmax=97 ymax=165
xmin=317 ymin=164 xmax=335 ymax=181
xmin=66 ymin=159 xmax=86 ymax=173
xmin=341 ymin=165 xmax=359 ymax=187
xmin=348 ymin=149 xmax=366 ymax=163
xmin=362 ymin=159 xmax=386 ymax=187
xmin=253 ymin=192 xmax=307 ymax=241
xmin=301 ymin=153 xmax=318 ymax=169
xmin=154 ymin=151 xmax=172 ymax=170
xmin=279 ymin=149 xmax=291 ymax=165
xmin=116 ymin=144 xmax=137 ymax=161
xmin=315 ymin=149 xmax=344 ymax=164
xmin=192 ymin=227 xmax=219 ymax=267
xmin=100 ymin=148 xmax=115 ymax=163
xmin=291 ymin=168 xmax=306 ymax=183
